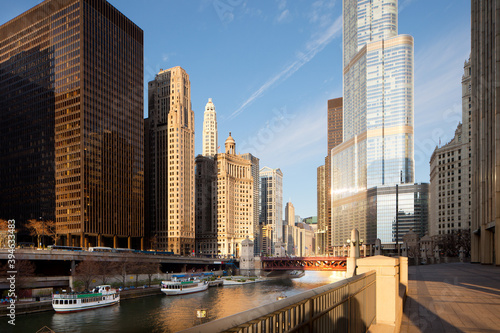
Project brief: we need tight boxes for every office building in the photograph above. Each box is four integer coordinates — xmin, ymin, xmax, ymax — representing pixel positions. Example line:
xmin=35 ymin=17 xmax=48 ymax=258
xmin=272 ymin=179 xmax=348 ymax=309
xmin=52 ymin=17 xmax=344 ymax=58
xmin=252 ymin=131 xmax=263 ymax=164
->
xmin=330 ymin=0 xmax=415 ymax=247
xmin=214 ymin=134 xmax=254 ymax=257
xmin=317 ymin=165 xmax=327 ymax=254
xmin=470 ymin=0 xmax=500 ymax=265
xmin=195 ymin=134 xmax=254 ymax=257
xmin=146 ymin=66 xmax=194 ymax=254
xmin=242 ymin=153 xmax=260 ymax=254
xmin=194 ymin=155 xmax=217 ymax=256
xmin=322 ymin=97 xmax=343 ymax=254
xmin=285 ymin=201 xmax=295 ymax=226
xmin=259 ymin=166 xmax=283 ymax=255
xmin=0 ymin=0 xmax=144 ymax=248
xmin=202 ymin=98 xmax=217 ymax=157
xmin=429 ymin=125 xmax=471 ymax=236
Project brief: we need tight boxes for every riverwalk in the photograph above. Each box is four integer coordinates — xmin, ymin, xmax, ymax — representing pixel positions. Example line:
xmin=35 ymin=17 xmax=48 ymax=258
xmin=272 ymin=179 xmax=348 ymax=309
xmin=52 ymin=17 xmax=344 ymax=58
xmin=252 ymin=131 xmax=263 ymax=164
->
xmin=401 ymin=263 xmax=500 ymax=333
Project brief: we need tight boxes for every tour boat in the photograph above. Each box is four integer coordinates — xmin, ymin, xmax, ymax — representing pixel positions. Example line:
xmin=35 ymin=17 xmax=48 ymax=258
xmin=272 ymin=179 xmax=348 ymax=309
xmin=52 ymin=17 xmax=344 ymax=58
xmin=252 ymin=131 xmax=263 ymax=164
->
xmin=161 ymin=277 xmax=208 ymax=296
xmin=52 ymin=285 xmax=119 ymax=313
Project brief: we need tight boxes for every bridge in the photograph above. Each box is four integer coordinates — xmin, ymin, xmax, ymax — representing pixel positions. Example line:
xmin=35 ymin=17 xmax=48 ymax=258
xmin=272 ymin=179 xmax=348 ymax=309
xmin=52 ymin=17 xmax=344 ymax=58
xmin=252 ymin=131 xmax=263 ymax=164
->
xmin=261 ymin=256 xmax=347 ymax=271
xmin=0 ymin=248 xmax=227 ymax=265
xmin=0 ymin=248 xmax=237 ymax=277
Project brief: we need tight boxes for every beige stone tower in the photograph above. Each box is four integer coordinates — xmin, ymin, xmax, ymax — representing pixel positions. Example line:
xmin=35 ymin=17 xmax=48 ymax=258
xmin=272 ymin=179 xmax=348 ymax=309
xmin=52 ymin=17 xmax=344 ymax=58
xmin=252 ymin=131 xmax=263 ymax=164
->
xmin=202 ymin=98 xmax=217 ymax=157
xmin=215 ymin=133 xmax=254 ymax=257
xmin=147 ymin=66 xmax=195 ymax=255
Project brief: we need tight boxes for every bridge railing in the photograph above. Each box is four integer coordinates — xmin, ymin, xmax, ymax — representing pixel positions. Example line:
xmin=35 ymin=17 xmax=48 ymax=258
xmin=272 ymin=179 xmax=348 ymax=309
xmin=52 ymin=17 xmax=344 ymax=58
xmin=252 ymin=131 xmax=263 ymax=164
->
xmin=178 ymin=271 xmax=376 ymax=333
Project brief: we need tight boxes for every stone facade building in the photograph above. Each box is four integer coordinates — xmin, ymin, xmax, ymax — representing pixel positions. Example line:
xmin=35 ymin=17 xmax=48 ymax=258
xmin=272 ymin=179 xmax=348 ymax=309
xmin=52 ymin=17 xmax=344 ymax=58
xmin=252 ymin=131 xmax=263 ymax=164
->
xmin=470 ymin=0 xmax=500 ymax=265
xmin=146 ymin=66 xmax=195 ymax=254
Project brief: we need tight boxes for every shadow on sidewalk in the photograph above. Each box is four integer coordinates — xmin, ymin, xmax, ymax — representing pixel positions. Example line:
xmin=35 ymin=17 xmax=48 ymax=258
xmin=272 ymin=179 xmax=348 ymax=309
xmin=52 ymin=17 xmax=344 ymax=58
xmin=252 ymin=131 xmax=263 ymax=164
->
xmin=402 ymin=295 xmax=465 ymax=333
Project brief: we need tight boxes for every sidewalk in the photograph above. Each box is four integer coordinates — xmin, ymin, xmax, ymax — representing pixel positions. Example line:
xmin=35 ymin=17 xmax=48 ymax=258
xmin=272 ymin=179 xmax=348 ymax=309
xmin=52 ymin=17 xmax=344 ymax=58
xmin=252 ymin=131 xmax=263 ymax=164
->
xmin=401 ymin=263 xmax=500 ymax=333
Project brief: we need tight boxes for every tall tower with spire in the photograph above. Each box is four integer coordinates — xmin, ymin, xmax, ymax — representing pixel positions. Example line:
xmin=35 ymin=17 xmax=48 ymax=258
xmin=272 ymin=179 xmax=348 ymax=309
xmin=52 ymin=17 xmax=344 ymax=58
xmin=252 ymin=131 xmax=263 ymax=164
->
xmin=330 ymin=0 xmax=420 ymax=249
xmin=202 ymin=98 xmax=218 ymax=157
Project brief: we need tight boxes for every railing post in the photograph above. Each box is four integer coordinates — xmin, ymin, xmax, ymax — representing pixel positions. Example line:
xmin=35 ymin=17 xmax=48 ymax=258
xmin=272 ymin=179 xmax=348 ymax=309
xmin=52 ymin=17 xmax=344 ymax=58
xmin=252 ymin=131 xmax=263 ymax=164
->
xmin=357 ymin=256 xmax=400 ymax=328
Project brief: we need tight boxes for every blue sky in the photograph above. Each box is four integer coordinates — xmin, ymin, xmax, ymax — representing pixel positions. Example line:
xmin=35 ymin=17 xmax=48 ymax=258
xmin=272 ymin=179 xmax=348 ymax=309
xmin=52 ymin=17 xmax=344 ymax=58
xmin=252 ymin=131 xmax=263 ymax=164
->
xmin=1 ymin=0 xmax=471 ymax=218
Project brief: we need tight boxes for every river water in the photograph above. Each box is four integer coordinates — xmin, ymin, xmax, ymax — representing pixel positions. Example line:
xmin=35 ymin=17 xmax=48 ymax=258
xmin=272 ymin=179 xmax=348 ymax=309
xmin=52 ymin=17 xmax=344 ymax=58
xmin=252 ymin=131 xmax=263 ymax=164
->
xmin=3 ymin=271 xmax=342 ymax=333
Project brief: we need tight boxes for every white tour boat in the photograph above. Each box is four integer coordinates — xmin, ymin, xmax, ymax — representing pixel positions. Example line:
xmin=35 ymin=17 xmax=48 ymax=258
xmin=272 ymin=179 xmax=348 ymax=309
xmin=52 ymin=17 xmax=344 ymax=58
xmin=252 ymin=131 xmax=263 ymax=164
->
xmin=161 ymin=276 xmax=208 ymax=296
xmin=52 ymin=285 xmax=119 ymax=313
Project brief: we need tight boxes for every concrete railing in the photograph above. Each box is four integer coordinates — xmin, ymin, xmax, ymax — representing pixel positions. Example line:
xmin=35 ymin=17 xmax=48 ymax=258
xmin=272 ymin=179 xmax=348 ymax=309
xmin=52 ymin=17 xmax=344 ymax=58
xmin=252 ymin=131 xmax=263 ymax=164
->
xmin=179 ymin=271 xmax=376 ymax=333
xmin=357 ymin=256 xmax=408 ymax=332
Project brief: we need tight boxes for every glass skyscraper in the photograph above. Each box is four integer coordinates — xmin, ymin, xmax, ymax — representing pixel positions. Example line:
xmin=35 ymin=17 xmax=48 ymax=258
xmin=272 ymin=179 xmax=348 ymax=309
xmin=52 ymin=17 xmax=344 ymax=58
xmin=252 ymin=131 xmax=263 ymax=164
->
xmin=331 ymin=0 xmax=420 ymax=247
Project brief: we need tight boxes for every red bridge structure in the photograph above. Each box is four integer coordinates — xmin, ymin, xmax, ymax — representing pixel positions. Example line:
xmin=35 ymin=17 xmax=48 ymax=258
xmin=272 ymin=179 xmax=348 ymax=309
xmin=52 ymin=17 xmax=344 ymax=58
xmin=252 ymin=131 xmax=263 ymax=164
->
xmin=261 ymin=256 xmax=347 ymax=271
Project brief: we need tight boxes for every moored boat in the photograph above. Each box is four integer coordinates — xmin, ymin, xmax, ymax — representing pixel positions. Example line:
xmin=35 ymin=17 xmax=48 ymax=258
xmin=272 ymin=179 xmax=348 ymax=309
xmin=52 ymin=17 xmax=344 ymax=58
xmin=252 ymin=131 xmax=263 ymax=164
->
xmin=52 ymin=285 xmax=119 ymax=313
xmin=161 ymin=277 xmax=208 ymax=296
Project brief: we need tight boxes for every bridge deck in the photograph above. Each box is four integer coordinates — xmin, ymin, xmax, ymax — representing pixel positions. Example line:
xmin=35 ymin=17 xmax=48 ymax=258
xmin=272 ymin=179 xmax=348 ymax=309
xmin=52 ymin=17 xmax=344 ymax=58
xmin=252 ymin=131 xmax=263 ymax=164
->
xmin=261 ymin=256 xmax=347 ymax=271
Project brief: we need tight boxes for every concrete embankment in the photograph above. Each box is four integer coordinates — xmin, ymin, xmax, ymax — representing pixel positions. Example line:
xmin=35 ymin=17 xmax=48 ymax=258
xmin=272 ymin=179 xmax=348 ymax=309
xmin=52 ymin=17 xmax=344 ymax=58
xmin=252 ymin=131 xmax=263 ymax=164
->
xmin=0 ymin=286 xmax=163 ymax=317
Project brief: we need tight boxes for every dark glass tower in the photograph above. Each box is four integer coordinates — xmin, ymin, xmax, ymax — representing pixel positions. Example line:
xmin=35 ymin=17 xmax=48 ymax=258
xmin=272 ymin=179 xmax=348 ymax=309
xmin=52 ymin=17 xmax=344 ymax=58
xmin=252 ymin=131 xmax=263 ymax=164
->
xmin=0 ymin=0 xmax=144 ymax=248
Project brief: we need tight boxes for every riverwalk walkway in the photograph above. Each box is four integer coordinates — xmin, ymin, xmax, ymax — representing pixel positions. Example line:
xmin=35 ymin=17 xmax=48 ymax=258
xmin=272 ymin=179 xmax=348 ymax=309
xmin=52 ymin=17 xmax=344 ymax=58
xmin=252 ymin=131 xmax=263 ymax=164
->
xmin=401 ymin=262 xmax=500 ymax=333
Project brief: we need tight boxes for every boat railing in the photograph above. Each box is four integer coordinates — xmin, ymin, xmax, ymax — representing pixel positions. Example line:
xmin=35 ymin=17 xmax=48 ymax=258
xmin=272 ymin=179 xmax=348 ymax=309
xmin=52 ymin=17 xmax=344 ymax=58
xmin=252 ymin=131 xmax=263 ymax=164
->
xmin=52 ymin=292 xmax=102 ymax=299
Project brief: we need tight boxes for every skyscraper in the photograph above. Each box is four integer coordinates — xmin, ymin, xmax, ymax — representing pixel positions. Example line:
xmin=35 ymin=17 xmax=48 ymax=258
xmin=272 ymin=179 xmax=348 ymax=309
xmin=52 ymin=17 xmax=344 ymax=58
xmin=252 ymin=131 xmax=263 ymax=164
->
xmin=194 ymin=154 xmax=217 ymax=256
xmin=195 ymin=134 xmax=254 ymax=257
xmin=0 ymin=0 xmax=144 ymax=248
xmin=241 ymin=153 xmax=260 ymax=254
xmin=215 ymin=134 xmax=254 ymax=257
xmin=429 ymin=125 xmax=468 ymax=236
xmin=146 ymin=66 xmax=195 ymax=255
xmin=470 ymin=0 xmax=500 ymax=265
xmin=325 ymin=97 xmax=343 ymax=254
xmin=259 ymin=166 xmax=283 ymax=255
xmin=202 ymin=98 xmax=218 ymax=157
xmin=331 ymin=0 xmax=415 ymax=247
xmin=285 ymin=201 xmax=295 ymax=226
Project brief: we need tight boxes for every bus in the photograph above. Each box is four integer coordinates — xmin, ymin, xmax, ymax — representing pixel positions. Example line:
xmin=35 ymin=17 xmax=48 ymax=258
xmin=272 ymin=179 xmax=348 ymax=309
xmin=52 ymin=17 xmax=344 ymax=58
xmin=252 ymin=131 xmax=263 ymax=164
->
xmin=47 ymin=245 xmax=82 ymax=251
xmin=88 ymin=246 xmax=113 ymax=252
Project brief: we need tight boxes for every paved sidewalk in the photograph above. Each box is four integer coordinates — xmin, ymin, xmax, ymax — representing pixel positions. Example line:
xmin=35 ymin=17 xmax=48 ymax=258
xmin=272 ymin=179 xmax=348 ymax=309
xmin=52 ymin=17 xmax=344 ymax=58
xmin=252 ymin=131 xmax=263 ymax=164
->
xmin=401 ymin=263 xmax=500 ymax=333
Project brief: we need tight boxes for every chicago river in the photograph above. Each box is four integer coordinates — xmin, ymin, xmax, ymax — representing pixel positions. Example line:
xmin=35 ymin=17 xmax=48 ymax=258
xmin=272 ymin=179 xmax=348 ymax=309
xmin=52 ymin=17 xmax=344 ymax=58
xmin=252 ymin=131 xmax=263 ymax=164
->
xmin=2 ymin=271 xmax=338 ymax=333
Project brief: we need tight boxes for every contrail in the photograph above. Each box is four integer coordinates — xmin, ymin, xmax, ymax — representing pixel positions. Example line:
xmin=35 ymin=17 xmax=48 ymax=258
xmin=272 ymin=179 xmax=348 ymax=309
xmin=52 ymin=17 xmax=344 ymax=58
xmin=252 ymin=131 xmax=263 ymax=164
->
xmin=229 ymin=15 xmax=342 ymax=120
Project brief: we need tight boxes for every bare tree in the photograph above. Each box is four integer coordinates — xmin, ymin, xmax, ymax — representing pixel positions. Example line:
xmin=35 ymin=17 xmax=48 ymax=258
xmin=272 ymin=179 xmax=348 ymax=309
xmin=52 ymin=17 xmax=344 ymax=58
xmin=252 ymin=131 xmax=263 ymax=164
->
xmin=0 ymin=260 xmax=36 ymax=296
xmin=150 ymin=234 xmax=158 ymax=251
xmin=74 ymin=259 xmax=99 ymax=291
xmin=0 ymin=219 xmax=8 ymax=231
xmin=95 ymin=261 xmax=119 ymax=285
xmin=128 ymin=261 xmax=159 ymax=287
xmin=115 ymin=260 xmax=131 ymax=287
xmin=143 ymin=262 xmax=160 ymax=287
xmin=435 ymin=229 xmax=471 ymax=257
xmin=26 ymin=219 xmax=56 ymax=247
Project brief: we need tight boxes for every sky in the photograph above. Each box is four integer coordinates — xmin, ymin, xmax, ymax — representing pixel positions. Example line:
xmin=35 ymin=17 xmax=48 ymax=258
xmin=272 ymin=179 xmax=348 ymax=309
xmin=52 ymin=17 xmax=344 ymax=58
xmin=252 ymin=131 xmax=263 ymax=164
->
xmin=0 ymin=0 xmax=471 ymax=218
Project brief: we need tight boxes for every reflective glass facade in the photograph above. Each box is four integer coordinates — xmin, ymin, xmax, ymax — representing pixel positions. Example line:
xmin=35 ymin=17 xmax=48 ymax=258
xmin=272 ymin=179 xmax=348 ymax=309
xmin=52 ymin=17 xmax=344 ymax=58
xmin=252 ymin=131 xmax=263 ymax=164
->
xmin=331 ymin=0 xmax=415 ymax=247
xmin=0 ymin=0 xmax=144 ymax=248
xmin=375 ymin=183 xmax=428 ymax=244
xmin=259 ymin=167 xmax=283 ymax=255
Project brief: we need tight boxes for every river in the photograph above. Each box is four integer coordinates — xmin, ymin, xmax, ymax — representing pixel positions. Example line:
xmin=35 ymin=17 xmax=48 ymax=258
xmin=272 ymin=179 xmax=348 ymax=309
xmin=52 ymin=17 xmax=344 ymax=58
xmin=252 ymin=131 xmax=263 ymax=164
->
xmin=3 ymin=271 xmax=342 ymax=333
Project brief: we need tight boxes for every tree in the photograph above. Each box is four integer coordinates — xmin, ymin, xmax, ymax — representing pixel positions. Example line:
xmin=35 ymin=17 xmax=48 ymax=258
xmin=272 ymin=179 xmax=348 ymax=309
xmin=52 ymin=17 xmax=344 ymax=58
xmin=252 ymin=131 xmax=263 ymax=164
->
xmin=115 ymin=260 xmax=131 ymax=287
xmin=0 ymin=260 xmax=36 ymax=296
xmin=26 ymin=219 xmax=56 ymax=247
xmin=435 ymin=229 xmax=471 ymax=257
xmin=129 ymin=261 xmax=159 ymax=287
xmin=95 ymin=261 xmax=119 ymax=285
xmin=143 ymin=262 xmax=160 ymax=287
xmin=74 ymin=259 xmax=99 ymax=291
xmin=150 ymin=234 xmax=158 ymax=251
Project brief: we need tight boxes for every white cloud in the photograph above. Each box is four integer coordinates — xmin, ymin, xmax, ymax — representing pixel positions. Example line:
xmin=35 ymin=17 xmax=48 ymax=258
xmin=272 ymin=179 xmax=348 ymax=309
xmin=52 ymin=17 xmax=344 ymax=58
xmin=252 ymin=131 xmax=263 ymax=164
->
xmin=230 ymin=14 xmax=342 ymax=119
xmin=275 ymin=9 xmax=290 ymax=23
xmin=308 ymin=0 xmax=336 ymax=28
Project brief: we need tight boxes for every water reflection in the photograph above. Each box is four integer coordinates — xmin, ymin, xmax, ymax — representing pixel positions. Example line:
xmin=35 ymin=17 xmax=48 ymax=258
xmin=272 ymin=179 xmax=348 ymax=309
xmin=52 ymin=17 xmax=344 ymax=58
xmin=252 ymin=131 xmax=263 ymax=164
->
xmin=2 ymin=271 xmax=341 ymax=333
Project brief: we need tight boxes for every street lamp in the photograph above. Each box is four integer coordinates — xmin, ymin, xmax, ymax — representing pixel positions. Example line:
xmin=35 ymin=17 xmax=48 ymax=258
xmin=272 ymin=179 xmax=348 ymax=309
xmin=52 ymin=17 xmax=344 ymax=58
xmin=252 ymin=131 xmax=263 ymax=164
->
xmin=39 ymin=216 xmax=44 ymax=248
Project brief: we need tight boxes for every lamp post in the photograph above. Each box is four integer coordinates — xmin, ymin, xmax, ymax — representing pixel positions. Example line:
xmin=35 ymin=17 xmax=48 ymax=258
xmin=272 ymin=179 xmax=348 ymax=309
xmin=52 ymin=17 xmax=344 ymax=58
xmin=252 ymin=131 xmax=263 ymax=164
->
xmin=39 ymin=216 xmax=44 ymax=248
